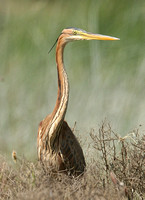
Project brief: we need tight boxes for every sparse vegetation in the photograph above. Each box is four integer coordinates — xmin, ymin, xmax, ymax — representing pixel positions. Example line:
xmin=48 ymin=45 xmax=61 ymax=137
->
xmin=0 ymin=122 xmax=144 ymax=200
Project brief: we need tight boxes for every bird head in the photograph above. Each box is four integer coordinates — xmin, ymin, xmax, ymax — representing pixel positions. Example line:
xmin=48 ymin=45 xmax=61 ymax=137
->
xmin=48 ymin=27 xmax=119 ymax=53
xmin=61 ymin=27 xmax=120 ymax=42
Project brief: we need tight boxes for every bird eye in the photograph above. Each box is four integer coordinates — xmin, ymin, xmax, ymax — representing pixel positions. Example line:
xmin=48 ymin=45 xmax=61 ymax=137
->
xmin=73 ymin=31 xmax=77 ymax=35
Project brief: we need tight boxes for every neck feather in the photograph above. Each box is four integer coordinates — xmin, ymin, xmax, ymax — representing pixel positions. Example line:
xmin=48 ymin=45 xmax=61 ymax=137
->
xmin=46 ymin=36 xmax=69 ymax=149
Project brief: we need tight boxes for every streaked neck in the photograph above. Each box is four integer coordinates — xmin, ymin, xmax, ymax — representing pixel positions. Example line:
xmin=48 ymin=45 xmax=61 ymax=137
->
xmin=48 ymin=36 xmax=69 ymax=148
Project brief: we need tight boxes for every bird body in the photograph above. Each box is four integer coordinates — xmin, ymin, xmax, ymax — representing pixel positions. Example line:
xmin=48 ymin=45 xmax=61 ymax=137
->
xmin=38 ymin=118 xmax=86 ymax=174
xmin=37 ymin=28 xmax=119 ymax=175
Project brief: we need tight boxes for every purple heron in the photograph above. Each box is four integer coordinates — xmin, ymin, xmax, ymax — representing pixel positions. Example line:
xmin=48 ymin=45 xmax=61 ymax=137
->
xmin=37 ymin=28 xmax=119 ymax=176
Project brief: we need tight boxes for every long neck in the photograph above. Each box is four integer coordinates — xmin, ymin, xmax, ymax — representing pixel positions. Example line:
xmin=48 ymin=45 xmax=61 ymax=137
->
xmin=48 ymin=36 xmax=69 ymax=148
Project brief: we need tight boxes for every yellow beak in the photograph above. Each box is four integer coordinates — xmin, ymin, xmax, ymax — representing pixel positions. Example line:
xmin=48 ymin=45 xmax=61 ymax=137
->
xmin=80 ymin=32 xmax=120 ymax=41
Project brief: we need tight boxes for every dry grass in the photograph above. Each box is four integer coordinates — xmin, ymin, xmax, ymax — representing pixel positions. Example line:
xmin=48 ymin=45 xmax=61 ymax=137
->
xmin=0 ymin=122 xmax=144 ymax=200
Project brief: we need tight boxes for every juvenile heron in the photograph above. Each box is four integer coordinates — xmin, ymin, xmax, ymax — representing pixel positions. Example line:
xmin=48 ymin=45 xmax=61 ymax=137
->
xmin=37 ymin=27 xmax=119 ymax=175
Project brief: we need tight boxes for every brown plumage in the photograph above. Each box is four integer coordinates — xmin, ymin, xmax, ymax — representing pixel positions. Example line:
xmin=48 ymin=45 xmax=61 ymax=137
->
xmin=37 ymin=28 xmax=119 ymax=176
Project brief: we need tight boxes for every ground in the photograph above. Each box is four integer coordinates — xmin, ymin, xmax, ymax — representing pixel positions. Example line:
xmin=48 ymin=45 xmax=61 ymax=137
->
xmin=0 ymin=122 xmax=144 ymax=200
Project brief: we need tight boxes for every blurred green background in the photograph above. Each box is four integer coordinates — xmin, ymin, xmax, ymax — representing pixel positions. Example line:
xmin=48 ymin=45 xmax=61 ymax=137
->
xmin=0 ymin=0 xmax=145 ymax=160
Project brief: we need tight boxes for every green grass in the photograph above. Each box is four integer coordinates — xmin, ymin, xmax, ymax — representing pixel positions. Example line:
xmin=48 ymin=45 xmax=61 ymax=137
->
xmin=0 ymin=0 xmax=145 ymax=160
